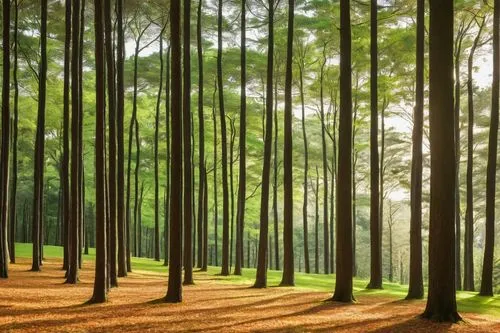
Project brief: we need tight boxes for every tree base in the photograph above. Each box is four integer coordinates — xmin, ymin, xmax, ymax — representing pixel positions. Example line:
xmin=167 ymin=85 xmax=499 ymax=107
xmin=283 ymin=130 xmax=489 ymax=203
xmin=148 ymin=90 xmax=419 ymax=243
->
xmin=164 ymin=295 xmax=182 ymax=303
xmin=366 ymin=282 xmax=383 ymax=290
xmin=421 ymin=310 xmax=462 ymax=323
xmin=252 ymin=281 xmax=266 ymax=289
xmin=331 ymin=293 xmax=355 ymax=303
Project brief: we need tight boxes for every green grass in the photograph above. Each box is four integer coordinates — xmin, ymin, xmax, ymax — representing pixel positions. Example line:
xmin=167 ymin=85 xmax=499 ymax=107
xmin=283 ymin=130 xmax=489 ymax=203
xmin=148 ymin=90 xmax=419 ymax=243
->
xmin=14 ymin=243 xmax=500 ymax=317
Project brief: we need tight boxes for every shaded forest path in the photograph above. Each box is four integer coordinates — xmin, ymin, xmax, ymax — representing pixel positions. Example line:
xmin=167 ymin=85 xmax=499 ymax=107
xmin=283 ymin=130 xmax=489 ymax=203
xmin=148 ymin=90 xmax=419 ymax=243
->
xmin=0 ymin=258 xmax=499 ymax=332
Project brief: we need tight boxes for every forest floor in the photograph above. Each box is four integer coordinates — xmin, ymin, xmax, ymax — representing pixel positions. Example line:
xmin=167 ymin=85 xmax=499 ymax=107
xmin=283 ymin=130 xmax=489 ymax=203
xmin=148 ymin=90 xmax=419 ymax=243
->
xmin=1 ymin=246 xmax=499 ymax=332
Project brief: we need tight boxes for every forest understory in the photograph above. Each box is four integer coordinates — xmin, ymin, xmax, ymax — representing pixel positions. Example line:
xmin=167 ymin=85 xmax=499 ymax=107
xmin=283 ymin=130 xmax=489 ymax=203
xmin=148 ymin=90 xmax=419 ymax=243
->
xmin=1 ymin=255 xmax=499 ymax=333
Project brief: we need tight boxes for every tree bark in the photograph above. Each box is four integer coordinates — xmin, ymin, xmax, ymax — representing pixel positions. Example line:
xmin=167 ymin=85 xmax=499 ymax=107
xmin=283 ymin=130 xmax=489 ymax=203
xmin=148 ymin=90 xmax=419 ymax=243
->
xmin=0 ymin=0 xmax=11 ymax=278
xmin=332 ymin=0 xmax=354 ymax=303
xmin=218 ymin=0 xmax=230 ymax=276
xmin=254 ymin=0 xmax=274 ymax=288
xmin=9 ymin=0 xmax=20 ymax=264
xmin=480 ymin=0 xmax=499 ymax=297
xmin=165 ymin=0 xmax=183 ymax=302
xmin=104 ymin=0 xmax=118 ymax=288
xmin=196 ymin=0 xmax=205 ymax=269
xmin=32 ymin=0 xmax=48 ymax=272
xmin=406 ymin=0 xmax=424 ymax=300
xmin=91 ymin=0 xmax=108 ymax=303
xmin=66 ymin=0 xmax=82 ymax=284
xmin=154 ymin=26 xmax=166 ymax=262
xmin=183 ymin=0 xmax=194 ymax=284
xmin=164 ymin=45 xmax=171 ymax=267
xmin=280 ymin=0 xmax=294 ymax=286
xmin=464 ymin=18 xmax=484 ymax=292
xmin=367 ymin=0 xmax=382 ymax=290
xmin=234 ymin=0 xmax=246 ymax=276
xmin=319 ymin=45 xmax=329 ymax=275
xmin=116 ymin=0 xmax=127 ymax=277
xmin=299 ymin=54 xmax=310 ymax=275
xmin=422 ymin=0 xmax=460 ymax=322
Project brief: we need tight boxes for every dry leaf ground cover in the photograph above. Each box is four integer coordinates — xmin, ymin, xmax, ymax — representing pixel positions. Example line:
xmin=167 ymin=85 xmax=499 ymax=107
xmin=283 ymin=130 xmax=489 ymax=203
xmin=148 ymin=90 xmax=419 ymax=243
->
xmin=0 ymin=245 xmax=499 ymax=332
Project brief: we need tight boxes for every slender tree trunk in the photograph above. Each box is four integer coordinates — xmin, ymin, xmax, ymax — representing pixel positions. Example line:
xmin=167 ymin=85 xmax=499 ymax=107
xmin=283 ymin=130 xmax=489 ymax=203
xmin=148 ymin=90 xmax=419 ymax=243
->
xmin=332 ymin=0 xmax=354 ymax=303
xmin=32 ymin=0 xmax=48 ymax=272
xmin=218 ymin=0 xmax=230 ymax=276
xmin=229 ymin=119 xmax=235 ymax=270
xmin=196 ymin=0 xmax=205 ymax=269
xmin=280 ymin=0 xmax=294 ymax=286
xmin=213 ymin=83 xmax=219 ymax=266
xmin=299 ymin=61 xmax=310 ymax=275
xmin=319 ymin=46 xmax=329 ymax=275
xmin=367 ymin=0 xmax=382 ymax=290
xmin=62 ymin=0 xmax=72 ymax=272
xmin=77 ymin=0 xmax=85 ymax=270
xmin=128 ymin=33 xmax=142 ymax=259
xmin=154 ymin=27 xmax=166 ymax=262
xmin=91 ymin=0 xmax=108 ymax=303
xmin=9 ymin=0 xmax=20 ymax=264
xmin=133 ymin=119 xmax=140 ymax=258
xmin=116 ymin=0 xmax=127 ymax=277
xmin=464 ymin=19 xmax=484 ymax=292
xmin=330 ymin=94 xmax=338 ymax=274
xmin=480 ymin=0 xmax=499 ymax=297
xmin=314 ymin=168 xmax=319 ymax=275
xmin=234 ymin=0 xmax=246 ymax=276
xmin=254 ymin=0 xmax=274 ymax=288
xmin=183 ymin=0 xmax=194 ymax=284
xmin=66 ymin=0 xmax=82 ymax=284
xmin=422 ymin=0 xmax=460 ymax=322
xmin=202 ymin=168 xmax=208 ymax=271
xmin=0 ymin=0 xmax=11 ymax=278
xmin=104 ymin=0 xmax=118 ymax=288
xmin=273 ymin=77 xmax=279 ymax=271
xmin=406 ymin=0 xmax=424 ymax=300
xmin=165 ymin=0 xmax=183 ymax=302
xmin=164 ymin=45 xmax=171 ymax=267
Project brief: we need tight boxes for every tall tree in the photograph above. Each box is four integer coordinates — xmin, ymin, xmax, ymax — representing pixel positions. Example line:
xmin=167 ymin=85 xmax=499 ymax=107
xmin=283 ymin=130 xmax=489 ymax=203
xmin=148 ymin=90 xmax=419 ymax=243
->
xmin=234 ymin=0 xmax=246 ymax=276
xmin=133 ymin=118 xmax=141 ymax=257
xmin=332 ymin=0 xmax=354 ymax=303
xmin=32 ymin=0 xmax=48 ymax=272
xmin=314 ymin=168 xmax=319 ymax=274
xmin=218 ymin=0 xmax=230 ymax=276
xmin=212 ymin=83 xmax=219 ymax=266
xmin=367 ymin=0 xmax=382 ymax=290
xmin=319 ymin=44 xmax=329 ymax=275
xmin=280 ymin=0 xmax=294 ymax=286
xmin=0 ymin=0 xmax=11 ymax=278
xmin=154 ymin=25 xmax=166 ymax=262
xmin=254 ymin=0 xmax=274 ymax=288
xmin=183 ymin=0 xmax=194 ymax=284
xmin=91 ymin=0 xmax=108 ymax=304
xmin=62 ymin=0 xmax=72 ymax=272
xmin=104 ymin=0 xmax=118 ymax=288
xmin=422 ymin=0 xmax=460 ymax=322
xmin=464 ymin=16 xmax=485 ymax=292
xmin=116 ymin=0 xmax=127 ymax=277
xmin=66 ymin=0 xmax=82 ymax=284
xmin=164 ymin=45 xmax=171 ymax=267
xmin=127 ymin=18 xmax=152 ymax=260
xmin=165 ymin=0 xmax=183 ymax=303
xmin=272 ymin=75 xmax=279 ymax=271
xmin=406 ymin=0 xmax=424 ymax=300
xmin=480 ymin=0 xmax=499 ymax=297
xmin=298 ymin=40 xmax=310 ymax=274
xmin=9 ymin=0 xmax=20 ymax=264
xmin=196 ymin=0 xmax=205 ymax=269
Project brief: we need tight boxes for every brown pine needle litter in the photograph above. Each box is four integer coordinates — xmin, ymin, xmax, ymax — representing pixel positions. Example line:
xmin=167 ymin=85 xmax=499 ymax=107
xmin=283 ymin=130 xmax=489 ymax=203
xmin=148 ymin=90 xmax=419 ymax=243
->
xmin=0 ymin=258 xmax=498 ymax=332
